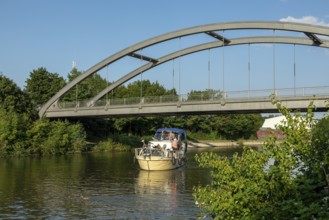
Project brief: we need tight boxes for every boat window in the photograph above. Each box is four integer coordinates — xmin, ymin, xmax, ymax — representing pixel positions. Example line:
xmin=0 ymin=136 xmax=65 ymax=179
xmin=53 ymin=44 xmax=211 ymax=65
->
xmin=162 ymin=132 xmax=169 ymax=140
xmin=154 ymin=132 xmax=162 ymax=140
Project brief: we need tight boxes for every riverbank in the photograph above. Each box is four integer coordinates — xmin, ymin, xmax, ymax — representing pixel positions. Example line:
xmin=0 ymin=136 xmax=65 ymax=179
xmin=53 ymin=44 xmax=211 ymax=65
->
xmin=189 ymin=139 xmax=265 ymax=148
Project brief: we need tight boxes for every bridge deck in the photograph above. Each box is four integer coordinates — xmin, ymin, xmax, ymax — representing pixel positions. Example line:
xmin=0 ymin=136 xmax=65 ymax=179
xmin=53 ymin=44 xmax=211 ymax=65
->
xmin=44 ymin=87 xmax=329 ymax=118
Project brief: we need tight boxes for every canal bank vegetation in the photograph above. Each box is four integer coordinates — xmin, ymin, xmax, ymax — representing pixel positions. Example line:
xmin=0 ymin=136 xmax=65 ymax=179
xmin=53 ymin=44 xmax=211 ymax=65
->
xmin=92 ymin=135 xmax=142 ymax=152
xmin=193 ymin=101 xmax=329 ymax=219
xmin=0 ymin=70 xmax=87 ymax=156
xmin=1 ymin=67 xmax=264 ymax=156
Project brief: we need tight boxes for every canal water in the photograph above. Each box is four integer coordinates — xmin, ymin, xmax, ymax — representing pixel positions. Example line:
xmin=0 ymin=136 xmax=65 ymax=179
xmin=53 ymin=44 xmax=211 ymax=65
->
xmin=0 ymin=147 xmax=241 ymax=219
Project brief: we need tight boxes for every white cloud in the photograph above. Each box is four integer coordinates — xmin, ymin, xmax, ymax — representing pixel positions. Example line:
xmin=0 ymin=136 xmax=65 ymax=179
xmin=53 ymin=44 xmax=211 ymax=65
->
xmin=280 ymin=16 xmax=329 ymax=42
xmin=280 ymin=16 xmax=329 ymax=27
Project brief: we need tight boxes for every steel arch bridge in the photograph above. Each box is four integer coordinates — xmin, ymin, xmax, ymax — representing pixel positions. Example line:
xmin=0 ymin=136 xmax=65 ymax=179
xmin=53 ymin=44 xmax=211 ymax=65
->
xmin=39 ymin=21 xmax=329 ymax=118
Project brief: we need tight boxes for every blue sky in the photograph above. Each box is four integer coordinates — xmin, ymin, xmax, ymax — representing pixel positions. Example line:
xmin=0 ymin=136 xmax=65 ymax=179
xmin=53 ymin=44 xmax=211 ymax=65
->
xmin=1 ymin=0 xmax=329 ymax=95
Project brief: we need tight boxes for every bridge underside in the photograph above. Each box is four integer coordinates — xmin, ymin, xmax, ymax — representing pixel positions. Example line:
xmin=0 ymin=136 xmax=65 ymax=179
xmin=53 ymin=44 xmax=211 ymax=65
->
xmin=44 ymin=96 xmax=328 ymax=118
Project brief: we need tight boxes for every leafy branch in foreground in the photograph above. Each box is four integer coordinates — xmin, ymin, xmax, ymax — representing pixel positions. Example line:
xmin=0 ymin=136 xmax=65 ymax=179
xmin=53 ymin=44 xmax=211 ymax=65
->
xmin=193 ymin=100 xmax=329 ymax=219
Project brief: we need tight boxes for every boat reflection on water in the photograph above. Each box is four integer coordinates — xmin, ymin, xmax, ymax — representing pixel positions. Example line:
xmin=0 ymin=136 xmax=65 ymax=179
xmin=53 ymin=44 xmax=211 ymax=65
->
xmin=134 ymin=168 xmax=192 ymax=217
xmin=135 ymin=169 xmax=186 ymax=195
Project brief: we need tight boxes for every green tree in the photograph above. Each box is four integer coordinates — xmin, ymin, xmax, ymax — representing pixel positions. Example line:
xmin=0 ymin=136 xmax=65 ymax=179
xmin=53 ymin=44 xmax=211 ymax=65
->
xmin=193 ymin=101 xmax=329 ymax=219
xmin=162 ymin=115 xmax=186 ymax=130
xmin=115 ymin=80 xmax=174 ymax=98
xmin=312 ymin=116 xmax=329 ymax=178
xmin=187 ymin=89 xmax=222 ymax=101
xmin=62 ymin=68 xmax=108 ymax=102
xmin=210 ymin=114 xmax=263 ymax=140
xmin=0 ymin=108 xmax=31 ymax=156
xmin=0 ymin=75 xmax=33 ymax=115
xmin=25 ymin=67 xmax=66 ymax=106
xmin=0 ymin=71 xmax=89 ymax=157
xmin=110 ymin=117 xmax=156 ymax=136
xmin=194 ymin=148 xmax=270 ymax=219
xmin=27 ymin=119 xmax=87 ymax=155
xmin=185 ymin=115 xmax=211 ymax=133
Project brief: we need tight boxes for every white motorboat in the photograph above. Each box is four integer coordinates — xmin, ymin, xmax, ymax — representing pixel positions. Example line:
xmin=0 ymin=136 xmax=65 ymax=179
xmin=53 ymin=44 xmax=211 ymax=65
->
xmin=134 ymin=128 xmax=188 ymax=171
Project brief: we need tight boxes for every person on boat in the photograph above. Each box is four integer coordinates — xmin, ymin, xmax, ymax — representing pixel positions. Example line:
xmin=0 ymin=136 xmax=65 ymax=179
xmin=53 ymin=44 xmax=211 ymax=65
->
xmin=172 ymin=138 xmax=179 ymax=150
xmin=169 ymin=132 xmax=175 ymax=141
xmin=177 ymin=134 xmax=182 ymax=149
xmin=141 ymin=140 xmax=147 ymax=148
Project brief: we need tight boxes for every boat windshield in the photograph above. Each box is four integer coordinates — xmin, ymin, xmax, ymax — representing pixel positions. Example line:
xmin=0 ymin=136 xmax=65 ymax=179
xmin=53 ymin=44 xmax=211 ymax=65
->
xmin=153 ymin=132 xmax=163 ymax=140
xmin=153 ymin=129 xmax=186 ymax=141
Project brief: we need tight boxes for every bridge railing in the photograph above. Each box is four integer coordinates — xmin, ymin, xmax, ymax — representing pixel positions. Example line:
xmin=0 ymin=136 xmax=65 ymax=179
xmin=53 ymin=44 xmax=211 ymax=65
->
xmin=56 ymin=86 xmax=329 ymax=109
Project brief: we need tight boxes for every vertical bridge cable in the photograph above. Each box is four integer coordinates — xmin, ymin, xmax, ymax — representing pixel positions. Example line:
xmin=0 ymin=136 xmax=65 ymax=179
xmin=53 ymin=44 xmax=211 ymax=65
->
xmin=222 ymin=31 xmax=225 ymax=92
xmin=273 ymin=29 xmax=276 ymax=94
xmin=248 ymin=43 xmax=251 ymax=97
xmin=208 ymin=49 xmax=211 ymax=91
xmin=140 ymin=49 xmax=143 ymax=99
xmin=294 ymin=44 xmax=296 ymax=96
xmin=179 ymin=37 xmax=181 ymax=96
xmin=172 ymin=59 xmax=175 ymax=95
xmin=106 ymin=65 xmax=109 ymax=103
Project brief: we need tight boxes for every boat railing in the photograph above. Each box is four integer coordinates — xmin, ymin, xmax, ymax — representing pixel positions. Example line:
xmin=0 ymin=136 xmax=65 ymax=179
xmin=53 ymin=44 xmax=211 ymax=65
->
xmin=135 ymin=147 xmax=184 ymax=158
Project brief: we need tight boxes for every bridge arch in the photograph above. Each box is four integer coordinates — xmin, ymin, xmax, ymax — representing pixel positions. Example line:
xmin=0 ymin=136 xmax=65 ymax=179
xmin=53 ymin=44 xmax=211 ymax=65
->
xmin=39 ymin=21 xmax=329 ymax=117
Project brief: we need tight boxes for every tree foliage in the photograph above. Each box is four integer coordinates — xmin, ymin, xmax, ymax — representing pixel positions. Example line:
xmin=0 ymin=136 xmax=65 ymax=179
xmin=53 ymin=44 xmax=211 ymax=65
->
xmin=27 ymin=119 xmax=86 ymax=155
xmin=112 ymin=80 xmax=175 ymax=98
xmin=0 ymin=71 xmax=87 ymax=157
xmin=211 ymin=114 xmax=263 ymax=140
xmin=187 ymin=89 xmax=222 ymax=101
xmin=194 ymin=148 xmax=270 ymax=219
xmin=0 ymin=75 xmax=34 ymax=115
xmin=62 ymin=68 xmax=108 ymax=102
xmin=193 ymin=101 xmax=329 ymax=219
xmin=0 ymin=108 xmax=31 ymax=156
xmin=312 ymin=115 xmax=329 ymax=178
xmin=25 ymin=67 xmax=66 ymax=106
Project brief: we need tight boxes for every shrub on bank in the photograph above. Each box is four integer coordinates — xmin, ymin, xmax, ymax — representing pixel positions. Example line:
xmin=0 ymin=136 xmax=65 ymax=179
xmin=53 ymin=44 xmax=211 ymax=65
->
xmin=193 ymin=101 xmax=329 ymax=219
xmin=110 ymin=134 xmax=143 ymax=148
xmin=92 ymin=139 xmax=131 ymax=152
xmin=188 ymin=130 xmax=219 ymax=141
xmin=92 ymin=134 xmax=144 ymax=152
xmin=27 ymin=119 xmax=87 ymax=155
xmin=0 ymin=109 xmax=31 ymax=156
xmin=0 ymin=116 xmax=87 ymax=157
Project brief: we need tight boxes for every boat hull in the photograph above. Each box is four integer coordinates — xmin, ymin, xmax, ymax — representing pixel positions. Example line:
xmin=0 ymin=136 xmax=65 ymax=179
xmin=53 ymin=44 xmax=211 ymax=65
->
xmin=136 ymin=155 xmax=186 ymax=171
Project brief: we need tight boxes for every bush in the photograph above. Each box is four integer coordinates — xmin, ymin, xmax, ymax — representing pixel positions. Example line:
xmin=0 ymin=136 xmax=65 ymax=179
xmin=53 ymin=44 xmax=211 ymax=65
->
xmin=0 ymin=109 xmax=31 ymax=156
xmin=27 ymin=119 xmax=87 ymax=155
xmin=193 ymin=101 xmax=329 ymax=219
xmin=92 ymin=139 xmax=131 ymax=152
